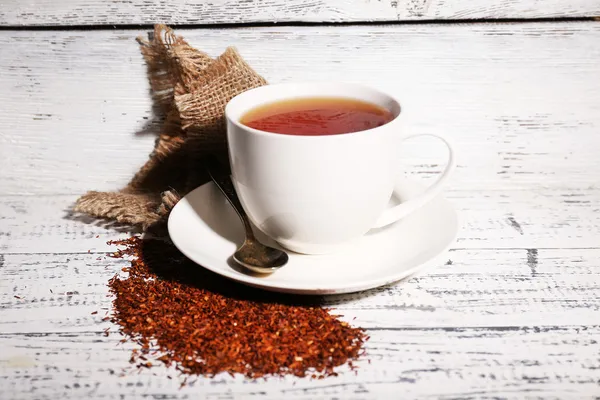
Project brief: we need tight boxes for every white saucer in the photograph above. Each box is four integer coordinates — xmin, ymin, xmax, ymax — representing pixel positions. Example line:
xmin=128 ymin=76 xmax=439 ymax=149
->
xmin=168 ymin=179 xmax=459 ymax=295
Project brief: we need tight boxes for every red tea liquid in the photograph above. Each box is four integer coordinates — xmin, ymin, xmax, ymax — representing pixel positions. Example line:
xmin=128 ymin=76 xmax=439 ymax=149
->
xmin=240 ymin=97 xmax=394 ymax=136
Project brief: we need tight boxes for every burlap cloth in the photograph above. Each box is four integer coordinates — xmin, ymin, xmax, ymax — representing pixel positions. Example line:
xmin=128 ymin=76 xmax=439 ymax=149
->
xmin=74 ymin=25 xmax=267 ymax=230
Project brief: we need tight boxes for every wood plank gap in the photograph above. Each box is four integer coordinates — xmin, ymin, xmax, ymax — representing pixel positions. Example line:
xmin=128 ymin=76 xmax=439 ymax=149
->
xmin=2 ymin=185 xmax=597 ymax=197
xmin=2 ymin=325 xmax=597 ymax=336
xmin=365 ymin=325 xmax=600 ymax=332
xmin=0 ymin=16 xmax=598 ymax=31
xmin=1 ymin=247 xmax=599 ymax=256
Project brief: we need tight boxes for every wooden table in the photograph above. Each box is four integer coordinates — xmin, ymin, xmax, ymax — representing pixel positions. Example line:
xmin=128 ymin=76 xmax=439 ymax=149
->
xmin=1 ymin=1 xmax=599 ymax=398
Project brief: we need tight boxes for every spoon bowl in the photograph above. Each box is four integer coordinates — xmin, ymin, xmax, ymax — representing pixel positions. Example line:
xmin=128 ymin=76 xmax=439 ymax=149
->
xmin=233 ymin=240 xmax=289 ymax=274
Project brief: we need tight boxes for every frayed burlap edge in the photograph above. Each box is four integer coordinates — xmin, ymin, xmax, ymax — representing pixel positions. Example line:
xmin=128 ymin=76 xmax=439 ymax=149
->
xmin=73 ymin=24 xmax=267 ymax=231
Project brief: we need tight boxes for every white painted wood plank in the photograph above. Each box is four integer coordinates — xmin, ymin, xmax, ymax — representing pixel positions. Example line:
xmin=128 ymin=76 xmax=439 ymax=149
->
xmin=0 ymin=196 xmax=137 ymax=254
xmin=1 ymin=189 xmax=599 ymax=255
xmin=1 ymin=24 xmax=599 ymax=196
xmin=0 ymin=23 xmax=599 ymax=399
xmin=1 ymin=327 xmax=599 ymax=399
xmin=0 ymin=0 xmax=599 ymax=26
xmin=1 ymin=249 xmax=599 ymax=333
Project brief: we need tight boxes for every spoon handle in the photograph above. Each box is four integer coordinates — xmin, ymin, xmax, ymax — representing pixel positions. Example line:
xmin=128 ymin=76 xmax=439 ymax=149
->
xmin=204 ymin=156 xmax=256 ymax=241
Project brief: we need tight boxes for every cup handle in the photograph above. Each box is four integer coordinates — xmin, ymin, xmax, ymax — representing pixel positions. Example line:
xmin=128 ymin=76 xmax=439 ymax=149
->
xmin=372 ymin=133 xmax=456 ymax=229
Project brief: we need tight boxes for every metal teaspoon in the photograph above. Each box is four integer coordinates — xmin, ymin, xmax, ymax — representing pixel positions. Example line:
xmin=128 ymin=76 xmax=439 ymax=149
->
xmin=204 ymin=157 xmax=289 ymax=274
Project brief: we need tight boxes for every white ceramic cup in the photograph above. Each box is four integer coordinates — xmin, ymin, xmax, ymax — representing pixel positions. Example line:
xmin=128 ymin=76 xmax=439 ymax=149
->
xmin=225 ymin=82 xmax=455 ymax=255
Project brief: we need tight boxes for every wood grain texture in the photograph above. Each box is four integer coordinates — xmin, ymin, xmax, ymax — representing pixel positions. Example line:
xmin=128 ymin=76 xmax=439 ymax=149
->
xmin=1 ymin=327 xmax=599 ymax=399
xmin=1 ymin=249 xmax=600 ymax=333
xmin=1 ymin=190 xmax=599 ymax=255
xmin=1 ymin=22 xmax=600 ymax=399
xmin=0 ymin=0 xmax=599 ymax=26
xmin=1 ymin=23 xmax=599 ymax=196
xmin=1 ymin=248 xmax=599 ymax=397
